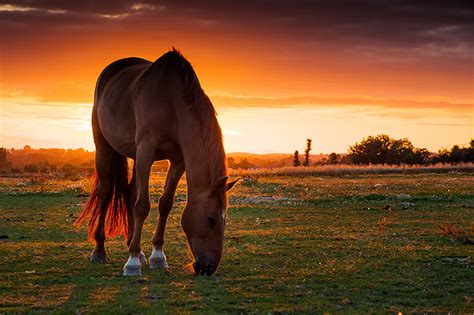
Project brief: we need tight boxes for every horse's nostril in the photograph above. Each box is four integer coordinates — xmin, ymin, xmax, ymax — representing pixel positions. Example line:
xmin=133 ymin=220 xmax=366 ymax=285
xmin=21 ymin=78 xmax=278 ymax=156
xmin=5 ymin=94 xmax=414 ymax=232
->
xmin=193 ymin=262 xmax=200 ymax=275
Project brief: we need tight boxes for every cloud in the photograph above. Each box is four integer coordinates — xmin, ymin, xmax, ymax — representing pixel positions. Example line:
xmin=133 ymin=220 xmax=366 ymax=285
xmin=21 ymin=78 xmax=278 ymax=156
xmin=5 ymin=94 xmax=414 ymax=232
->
xmin=210 ymin=94 xmax=473 ymax=111
xmin=2 ymin=86 xmax=472 ymax=113
xmin=0 ymin=4 xmax=36 ymax=11
xmin=1 ymin=1 xmax=472 ymax=64
xmin=0 ymin=1 xmax=472 ymax=106
xmin=1 ymin=1 xmax=472 ymax=50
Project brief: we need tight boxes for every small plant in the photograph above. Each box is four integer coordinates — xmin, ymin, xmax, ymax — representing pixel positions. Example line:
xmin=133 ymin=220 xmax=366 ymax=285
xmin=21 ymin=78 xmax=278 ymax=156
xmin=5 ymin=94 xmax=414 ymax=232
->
xmin=379 ymin=217 xmax=388 ymax=234
xmin=435 ymin=222 xmax=474 ymax=245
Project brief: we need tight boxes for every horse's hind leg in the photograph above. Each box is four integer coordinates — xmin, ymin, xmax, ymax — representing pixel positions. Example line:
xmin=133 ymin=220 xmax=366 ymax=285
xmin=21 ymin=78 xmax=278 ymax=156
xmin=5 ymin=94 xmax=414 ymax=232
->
xmin=90 ymin=147 xmax=113 ymax=263
xmin=150 ymin=160 xmax=184 ymax=269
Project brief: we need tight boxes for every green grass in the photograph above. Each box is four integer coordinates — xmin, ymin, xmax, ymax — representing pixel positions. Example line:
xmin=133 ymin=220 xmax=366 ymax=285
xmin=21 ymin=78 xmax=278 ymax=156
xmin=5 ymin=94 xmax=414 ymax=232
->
xmin=1 ymin=173 xmax=473 ymax=313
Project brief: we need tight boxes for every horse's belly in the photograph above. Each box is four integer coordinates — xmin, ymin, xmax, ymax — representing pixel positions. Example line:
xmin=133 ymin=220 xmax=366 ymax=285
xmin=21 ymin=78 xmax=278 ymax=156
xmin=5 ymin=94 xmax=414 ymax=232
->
xmin=97 ymin=104 xmax=137 ymax=159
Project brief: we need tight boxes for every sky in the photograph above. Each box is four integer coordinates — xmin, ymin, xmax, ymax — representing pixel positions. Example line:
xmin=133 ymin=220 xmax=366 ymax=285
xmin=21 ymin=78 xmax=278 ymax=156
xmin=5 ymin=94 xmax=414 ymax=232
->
xmin=0 ymin=0 xmax=473 ymax=153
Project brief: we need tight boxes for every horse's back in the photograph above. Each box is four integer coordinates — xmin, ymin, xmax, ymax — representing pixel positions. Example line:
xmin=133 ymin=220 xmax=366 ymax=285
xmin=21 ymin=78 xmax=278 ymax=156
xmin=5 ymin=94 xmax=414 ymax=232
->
xmin=94 ymin=52 xmax=189 ymax=160
xmin=95 ymin=57 xmax=150 ymax=99
xmin=93 ymin=57 xmax=151 ymax=157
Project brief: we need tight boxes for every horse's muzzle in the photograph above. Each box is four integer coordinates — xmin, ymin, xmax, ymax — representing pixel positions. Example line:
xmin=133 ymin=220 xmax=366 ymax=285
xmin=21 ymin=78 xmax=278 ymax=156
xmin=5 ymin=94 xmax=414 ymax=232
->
xmin=193 ymin=260 xmax=214 ymax=276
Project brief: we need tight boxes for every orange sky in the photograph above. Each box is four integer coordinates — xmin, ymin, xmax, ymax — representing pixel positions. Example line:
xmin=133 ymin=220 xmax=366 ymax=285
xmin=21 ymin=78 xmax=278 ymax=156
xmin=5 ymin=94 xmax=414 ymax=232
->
xmin=1 ymin=1 xmax=473 ymax=153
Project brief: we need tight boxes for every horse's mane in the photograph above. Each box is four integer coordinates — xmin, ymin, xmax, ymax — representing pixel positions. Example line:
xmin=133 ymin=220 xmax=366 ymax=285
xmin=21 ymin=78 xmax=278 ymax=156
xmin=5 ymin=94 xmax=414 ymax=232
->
xmin=164 ymin=48 xmax=227 ymax=184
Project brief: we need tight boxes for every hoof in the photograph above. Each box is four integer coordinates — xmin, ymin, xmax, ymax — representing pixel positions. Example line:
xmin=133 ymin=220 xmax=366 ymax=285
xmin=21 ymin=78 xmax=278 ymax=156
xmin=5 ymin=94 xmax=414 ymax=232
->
xmin=123 ymin=256 xmax=142 ymax=277
xmin=139 ymin=251 xmax=147 ymax=265
xmin=150 ymin=257 xmax=169 ymax=269
xmin=149 ymin=248 xmax=168 ymax=270
xmin=90 ymin=251 xmax=107 ymax=263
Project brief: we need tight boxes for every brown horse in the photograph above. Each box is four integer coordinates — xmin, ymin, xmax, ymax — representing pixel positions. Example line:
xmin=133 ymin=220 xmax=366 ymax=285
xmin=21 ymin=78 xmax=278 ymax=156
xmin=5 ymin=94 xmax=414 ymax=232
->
xmin=76 ymin=48 xmax=239 ymax=276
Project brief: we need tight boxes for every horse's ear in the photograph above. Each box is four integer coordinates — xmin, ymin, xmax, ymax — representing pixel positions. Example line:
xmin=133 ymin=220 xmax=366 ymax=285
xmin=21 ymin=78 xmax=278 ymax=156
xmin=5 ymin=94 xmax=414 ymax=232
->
xmin=211 ymin=177 xmax=240 ymax=194
xmin=211 ymin=176 xmax=228 ymax=195
xmin=225 ymin=178 xmax=241 ymax=192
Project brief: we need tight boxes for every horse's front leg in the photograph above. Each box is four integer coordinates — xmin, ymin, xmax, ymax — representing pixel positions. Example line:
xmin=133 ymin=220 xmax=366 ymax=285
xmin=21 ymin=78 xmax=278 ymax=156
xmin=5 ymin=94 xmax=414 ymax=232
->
xmin=150 ymin=160 xmax=185 ymax=269
xmin=126 ymin=164 xmax=147 ymax=265
xmin=123 ymin=146 xmax=153 ymax=276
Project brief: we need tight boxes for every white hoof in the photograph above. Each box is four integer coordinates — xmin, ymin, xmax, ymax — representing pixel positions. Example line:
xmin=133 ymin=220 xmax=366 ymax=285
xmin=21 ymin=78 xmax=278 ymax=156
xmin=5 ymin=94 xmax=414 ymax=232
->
xmin=149 ymin=248 xmax=168 ymax=270
xmin=139 ymin=251 xmax=147 ymax=265
xmin=123 ymin=256 xmax=142 ymax=276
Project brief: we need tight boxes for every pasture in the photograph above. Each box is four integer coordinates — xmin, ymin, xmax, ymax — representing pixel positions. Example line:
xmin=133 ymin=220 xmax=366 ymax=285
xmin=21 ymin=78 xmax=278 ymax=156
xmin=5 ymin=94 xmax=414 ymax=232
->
xmin=1 ymin=171 xmax=473 ymax=313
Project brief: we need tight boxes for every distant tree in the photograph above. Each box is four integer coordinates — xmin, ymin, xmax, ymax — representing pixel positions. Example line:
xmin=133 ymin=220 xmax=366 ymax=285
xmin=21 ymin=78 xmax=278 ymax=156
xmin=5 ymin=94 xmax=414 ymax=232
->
xmin=434 ymin=148 xmax=450 ymax=164
xmin=49 ymin=164 xmax=57 ymax=173
xmin=293 ymin=150 xmax=301 ymax=167
xmin=0 ymin=148 xmax=11 ymax=170
xmin=24 ymin=163 xmax=38 ymax=173
xmin=347 ymin=134 xmax=430 ymax=165
xmin=339 ymin=154 xmax=351 ymax=164
xmin=327 ymin=152 xmax=340 ymax=165
xmin=386 ymin=138 xmax=415 ymax=164
xmin=63 ymin=163 xmax=81 ymax=179
xmin=449 ymin=145 xmax=464 ymax=164
xmin=347 ymin=135 xmax=393 ymax=164
xmin=38 ymin=161 xmax=50 ymax=174
xmin=468 ymin=139 xmax=474 ymax=161
xmin=303 ymin=139 xmax=312 ymax=166
xmin=10 ymin=167 xmax=23 ymax=174
xmin=227 ymin=157 xmax=237 ymax=169
xmin=431 ymin=140 xmax=474 ymax=164
xmin=412 ymin=148 xmax=431 ymax=165
xmin=236 ymin=158 xmax=255 ymax=169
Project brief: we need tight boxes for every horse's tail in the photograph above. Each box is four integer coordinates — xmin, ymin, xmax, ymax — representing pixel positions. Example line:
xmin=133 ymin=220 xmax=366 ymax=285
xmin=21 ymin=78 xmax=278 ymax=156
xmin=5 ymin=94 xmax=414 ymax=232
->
xmin=75 ymin=151 xmax=131 ymax=242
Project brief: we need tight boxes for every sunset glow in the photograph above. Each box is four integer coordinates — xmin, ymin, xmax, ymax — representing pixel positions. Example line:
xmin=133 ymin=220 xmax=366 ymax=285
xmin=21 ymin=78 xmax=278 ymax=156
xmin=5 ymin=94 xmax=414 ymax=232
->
xmin=1 ymin=1 xmax=473 ymax=153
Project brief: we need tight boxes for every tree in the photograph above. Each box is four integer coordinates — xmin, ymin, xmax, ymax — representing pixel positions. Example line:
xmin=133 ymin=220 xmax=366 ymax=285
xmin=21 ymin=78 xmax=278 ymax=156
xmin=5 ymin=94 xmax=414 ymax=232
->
xmin=449 ymin=145 xmax=464 ymax=164
xmin=24 ymin=163 xmax=38 ymax=173
xmin=236 ymin=158 xmax=255 ymax=169
xmin=38 ymin=161 xmax=50 ymax=174
xmin=227 ymin=157 xmax=237 ymax=169
xmin=386 ymin=138 xmax=415 ymax=164
xmin=63 ymin=163 xmax=81 ymax=179
xmin=327 ymin=152 xmax=340 ymax=165
xmin=434 ymin=148 xmax=450 ymax=164
xmin=293 ymin=150 xmax=301 ymax=167
xmin=303 ymin=138 xmax=312 ymax=166
xmin=347 ymin=135 xmax=393 ymax=164
xmin=432 ymin=140 xmax=474 ymax=164
xmin=413 ymin=148 xmax=431 ymax=165
xmin=347 ymin=134 xmax=430 ymax=165
xmin=467 ymin=139 xmax=474 ymax=162
xmin=0 ymin=148 xmax=10 ymax=170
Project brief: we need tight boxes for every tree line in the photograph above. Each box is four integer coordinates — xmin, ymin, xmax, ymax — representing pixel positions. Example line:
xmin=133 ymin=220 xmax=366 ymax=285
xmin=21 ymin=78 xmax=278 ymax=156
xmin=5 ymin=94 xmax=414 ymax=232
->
xmin=1 ymin=135 xmax=472 ymax=175
xmin=293 ymin=135 xmax=474 ymax=166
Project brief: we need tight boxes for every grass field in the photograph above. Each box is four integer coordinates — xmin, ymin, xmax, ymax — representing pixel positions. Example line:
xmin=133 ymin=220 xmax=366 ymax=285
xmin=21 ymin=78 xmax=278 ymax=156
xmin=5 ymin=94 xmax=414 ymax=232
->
xmin=1 ymin=172 xmax=473 ymax=313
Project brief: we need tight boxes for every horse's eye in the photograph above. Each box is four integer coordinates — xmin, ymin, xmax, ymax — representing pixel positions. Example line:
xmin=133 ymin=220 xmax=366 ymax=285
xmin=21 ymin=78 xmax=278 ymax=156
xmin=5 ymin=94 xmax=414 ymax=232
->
xmin=207 ymin=216 xmax=216 ymax=227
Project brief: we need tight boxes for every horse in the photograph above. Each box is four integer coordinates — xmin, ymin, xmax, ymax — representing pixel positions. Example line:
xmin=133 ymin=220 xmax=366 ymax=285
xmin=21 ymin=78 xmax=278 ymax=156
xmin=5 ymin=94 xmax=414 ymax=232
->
xmin=75 ymin=48 xmax=239 ymax=276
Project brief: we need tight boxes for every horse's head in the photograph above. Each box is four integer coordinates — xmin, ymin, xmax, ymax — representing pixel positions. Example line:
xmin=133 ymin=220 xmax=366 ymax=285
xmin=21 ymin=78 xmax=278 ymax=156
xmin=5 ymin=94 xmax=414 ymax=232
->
xmin=181 ymin=176 xmax=239 ymax=275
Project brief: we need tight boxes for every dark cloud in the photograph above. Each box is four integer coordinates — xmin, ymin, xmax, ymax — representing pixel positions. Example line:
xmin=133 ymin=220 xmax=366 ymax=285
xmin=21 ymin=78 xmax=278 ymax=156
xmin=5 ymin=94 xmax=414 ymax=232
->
xmin=0 ymin=0 xmax=472 ymax=102
xmin=1 ymin=0 xmax=472 ymax=51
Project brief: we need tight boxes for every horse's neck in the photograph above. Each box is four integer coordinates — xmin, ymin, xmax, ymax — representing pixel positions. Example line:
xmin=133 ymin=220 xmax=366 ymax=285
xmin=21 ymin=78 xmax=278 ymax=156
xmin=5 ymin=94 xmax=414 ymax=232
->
xmin=177 ymin=110 xmax=226 ymax=194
